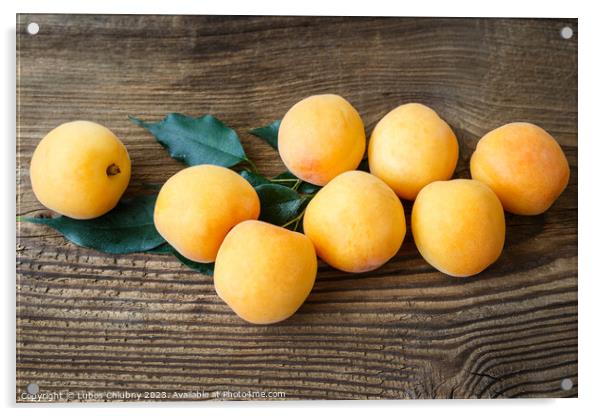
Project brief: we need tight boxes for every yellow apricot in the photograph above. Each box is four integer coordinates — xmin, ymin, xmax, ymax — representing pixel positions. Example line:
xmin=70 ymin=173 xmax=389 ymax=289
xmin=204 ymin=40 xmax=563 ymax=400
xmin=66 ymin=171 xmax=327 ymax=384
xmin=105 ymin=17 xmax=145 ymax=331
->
xmin=214 ymin=220 xmax=317 ymax=324
xmin=368 ymin=103 xmax=458 ymax=200
xmin=30 ymin=120 xmax=131 ymax=219
xmin=470 ymin=122 xmax=570 ymax=215
xmin=412 ymin=179 xmax=505 ymax=277
xmin=303 ymin=170 xmax=406 ymax=273
xmin=154 ymin=165 xmax=260 ymax=263
xmin=278 ymin=94 xmax=366 ymax=186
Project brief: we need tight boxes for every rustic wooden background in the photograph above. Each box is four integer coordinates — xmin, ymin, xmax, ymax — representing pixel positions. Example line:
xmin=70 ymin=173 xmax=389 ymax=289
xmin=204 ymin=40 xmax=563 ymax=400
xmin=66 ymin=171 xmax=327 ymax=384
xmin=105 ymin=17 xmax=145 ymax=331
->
xmin=16 ymin=15 xmax=578 ymax=401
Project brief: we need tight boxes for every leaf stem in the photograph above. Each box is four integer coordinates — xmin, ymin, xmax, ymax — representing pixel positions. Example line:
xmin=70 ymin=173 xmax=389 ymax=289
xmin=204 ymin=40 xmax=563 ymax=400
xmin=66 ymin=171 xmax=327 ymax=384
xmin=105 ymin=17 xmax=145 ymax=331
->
xmin=128 ymin=114 xmax=148 ymax=128
xmin=245 ymin=158 xmax=258 ymax=173
xmin=281 ymin=209 xmax=306 ymax=230
xmin=271 ymin=178 xmax=298 ymax=183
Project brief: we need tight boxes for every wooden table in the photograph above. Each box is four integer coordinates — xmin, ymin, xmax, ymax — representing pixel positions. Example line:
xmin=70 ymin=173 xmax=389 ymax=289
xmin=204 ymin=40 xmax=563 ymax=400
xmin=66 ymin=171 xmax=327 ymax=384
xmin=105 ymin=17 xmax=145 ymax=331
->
xmin=16 ymin=15 xmax=578 ymax=401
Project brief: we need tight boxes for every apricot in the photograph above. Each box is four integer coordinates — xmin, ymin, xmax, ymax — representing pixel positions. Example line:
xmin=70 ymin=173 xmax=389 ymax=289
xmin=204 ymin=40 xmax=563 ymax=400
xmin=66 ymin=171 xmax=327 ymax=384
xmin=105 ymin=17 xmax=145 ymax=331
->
xmin=29 ymin=120 xmax=131 ymax=219
xmin=154 ymin=165 xmax=260 ymax=263
xmin=303 ymin=170 xmax=406 ymax=273
xmin=278 ymin=94 xmax=366 ymax=186
xmin=470 ymin=122 xmax=570 ymax=215
xmin=368 ymin=103 xmax=458 ymax=200
xmin=214 ymin=220 xmax=317 ymax=324
xmin=412 ymin=179 xmax=505 ymax=277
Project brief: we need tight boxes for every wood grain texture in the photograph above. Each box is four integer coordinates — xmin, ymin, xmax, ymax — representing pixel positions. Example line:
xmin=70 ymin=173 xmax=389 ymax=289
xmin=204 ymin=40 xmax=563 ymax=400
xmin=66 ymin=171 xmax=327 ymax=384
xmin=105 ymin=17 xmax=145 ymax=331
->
xmin=16 ymin=15 xmax=577 ymax=401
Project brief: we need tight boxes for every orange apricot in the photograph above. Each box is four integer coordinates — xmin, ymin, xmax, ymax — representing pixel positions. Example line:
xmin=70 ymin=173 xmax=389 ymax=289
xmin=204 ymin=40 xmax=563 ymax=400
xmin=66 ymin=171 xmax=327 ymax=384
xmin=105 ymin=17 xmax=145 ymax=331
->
xmin=154 ymin=165 xmax=260 ymax=263
xmin=278 ymin=94 xmax=366 ymax=186
xmin=470 ymin=122 xmax=570 ymax=215
xmin=214 ymin=220 xmax=317 ymax=324
xmin=369 ymin=103 xmax=458 ymax=200
xmin=30 ymin=121 xmax=131 ymax=219
xmin=303 ymin=170 xmax=406 ymax=273
xmin=412 ymin=179 xmax=505 ymax=277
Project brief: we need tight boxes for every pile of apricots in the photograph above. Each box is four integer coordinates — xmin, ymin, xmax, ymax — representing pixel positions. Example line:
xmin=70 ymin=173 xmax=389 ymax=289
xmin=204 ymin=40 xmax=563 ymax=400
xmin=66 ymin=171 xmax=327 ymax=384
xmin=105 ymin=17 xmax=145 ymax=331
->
xmin=29 ymin=94 xmax=570 ymax=324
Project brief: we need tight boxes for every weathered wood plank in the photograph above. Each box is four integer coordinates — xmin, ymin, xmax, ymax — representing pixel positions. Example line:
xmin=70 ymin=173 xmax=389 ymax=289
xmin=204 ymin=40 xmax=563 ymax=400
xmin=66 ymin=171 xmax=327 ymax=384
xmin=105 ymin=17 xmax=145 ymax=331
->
xmin=16 ymin=15 xmax=577 ymax=401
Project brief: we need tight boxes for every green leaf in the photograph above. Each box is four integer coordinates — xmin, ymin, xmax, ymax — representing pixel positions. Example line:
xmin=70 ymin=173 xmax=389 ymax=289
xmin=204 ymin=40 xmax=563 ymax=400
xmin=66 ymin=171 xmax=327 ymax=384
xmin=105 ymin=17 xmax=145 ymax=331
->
xmin=20 ymin=195 xmax=164 ymax=254
xmin=173 ymin=251 xmax=214 ymax=276
xmin=146 ymin=243 xmax=175 ymax=254
xmin=241 ymin=169 xmax=321 ymax=199
xmin=141 ymin=182 xmax=163 ymax=191
xmin=145 ymin=243 xmax=214 ymax=276
xmin=240 ymin=169 xmax=271 ymax=187
xmin=129 ymin=113 xmax=250 ymax=168
xmin=272 ymin=171 xmax=321 ymax=195
xmin=255 ymin=183 xmax=309 ymax=228
xmin=250 ymin=119 xmax=280 ymax=150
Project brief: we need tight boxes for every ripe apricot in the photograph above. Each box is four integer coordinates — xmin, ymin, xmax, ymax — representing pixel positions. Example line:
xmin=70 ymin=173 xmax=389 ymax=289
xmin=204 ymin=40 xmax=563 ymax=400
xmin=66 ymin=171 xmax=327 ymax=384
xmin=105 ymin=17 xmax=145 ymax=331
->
xmin=412 ymin=179 xmax=505 ymax=277
xmin=30 ymin=120 xmax=131 ymax=219
xmin=368 ymin=103 xmax=458 ymax=200
xmin=470 ymin=122 xmax=570 ymax=215
xmin=214 ymin=220 xmax=317 ymax=324
xmin=154 ymin=165 xmax=260 ymax=263
xmin=303 ymin=170 xmax=406 ymax=273
xmin=278 ymin=94 xmax=366 ymax=186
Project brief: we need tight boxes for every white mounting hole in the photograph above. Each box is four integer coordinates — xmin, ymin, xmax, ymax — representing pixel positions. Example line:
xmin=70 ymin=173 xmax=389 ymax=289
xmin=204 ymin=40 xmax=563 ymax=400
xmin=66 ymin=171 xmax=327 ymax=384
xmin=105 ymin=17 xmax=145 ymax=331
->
xmin=560 ymin=378 xmax=573 ymax=390
xmin=26 ymin=382 xmax=39 ymax=394
xmin=560 ymin=26 xmax=573 ymax=40
xmin=27 ymin=22 xmax=39 ymax=35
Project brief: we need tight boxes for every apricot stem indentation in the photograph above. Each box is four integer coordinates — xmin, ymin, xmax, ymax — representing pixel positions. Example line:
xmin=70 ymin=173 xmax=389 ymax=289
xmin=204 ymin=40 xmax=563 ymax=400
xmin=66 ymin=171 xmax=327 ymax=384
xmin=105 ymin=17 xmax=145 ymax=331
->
xmin=106 ymin=164 xmax=121 ymax=176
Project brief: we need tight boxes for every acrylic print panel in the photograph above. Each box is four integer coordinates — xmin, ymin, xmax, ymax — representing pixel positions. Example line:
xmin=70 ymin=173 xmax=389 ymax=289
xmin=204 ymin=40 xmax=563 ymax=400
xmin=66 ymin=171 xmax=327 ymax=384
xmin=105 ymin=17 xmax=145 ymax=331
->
xmin=16 ymin=15 xmax=577 ymax=402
